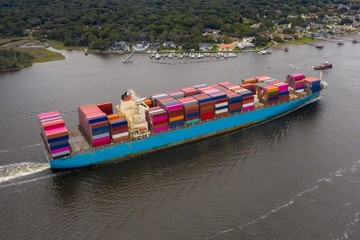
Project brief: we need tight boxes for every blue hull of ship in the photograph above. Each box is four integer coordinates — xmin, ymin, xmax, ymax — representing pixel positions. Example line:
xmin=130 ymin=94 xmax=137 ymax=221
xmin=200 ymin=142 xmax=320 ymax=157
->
xmin=48 ymin=92 xmax=320 ymax=169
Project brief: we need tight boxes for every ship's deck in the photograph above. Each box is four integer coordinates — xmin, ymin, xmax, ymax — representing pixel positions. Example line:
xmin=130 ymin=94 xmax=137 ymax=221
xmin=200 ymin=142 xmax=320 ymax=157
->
xmin=68 ymin=129 xmax=91 ymax=153
xmin=65 ymin=91 xmax=305 ymax=155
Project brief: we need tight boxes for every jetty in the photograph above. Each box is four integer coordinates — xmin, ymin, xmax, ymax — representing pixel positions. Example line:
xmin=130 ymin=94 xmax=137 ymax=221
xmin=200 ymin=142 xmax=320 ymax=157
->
xmin=123 ymin=52 xmax=135 ymax=64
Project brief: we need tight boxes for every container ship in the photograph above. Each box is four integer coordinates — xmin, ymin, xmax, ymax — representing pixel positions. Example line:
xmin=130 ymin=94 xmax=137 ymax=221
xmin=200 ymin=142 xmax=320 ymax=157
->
xmin=38 ymin=73 xmax=326 ymax=169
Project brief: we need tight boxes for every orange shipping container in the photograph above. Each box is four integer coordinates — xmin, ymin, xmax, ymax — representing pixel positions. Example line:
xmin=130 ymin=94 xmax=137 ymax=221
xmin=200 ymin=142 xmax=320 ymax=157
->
xmin=107 ymin=114 xmax=120 ymax=121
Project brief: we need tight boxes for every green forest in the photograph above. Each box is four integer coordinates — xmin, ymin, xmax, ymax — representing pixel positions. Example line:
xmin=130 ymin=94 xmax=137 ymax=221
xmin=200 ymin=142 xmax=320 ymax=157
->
xmin=0 ymin=49 xmax=34 ymax=71
xmin=0 ymin=0 xmax=359 ymax=50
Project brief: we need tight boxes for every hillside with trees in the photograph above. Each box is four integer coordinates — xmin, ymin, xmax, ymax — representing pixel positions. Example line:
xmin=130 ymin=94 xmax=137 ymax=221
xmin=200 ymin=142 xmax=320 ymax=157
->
xmin=0 ymin=0 xmax=359 ymax=50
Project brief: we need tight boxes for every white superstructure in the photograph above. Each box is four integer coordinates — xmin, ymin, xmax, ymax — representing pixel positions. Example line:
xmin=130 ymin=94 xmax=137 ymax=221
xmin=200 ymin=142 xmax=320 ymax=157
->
xmin=116 ymin=89 xmax=150 ymax=140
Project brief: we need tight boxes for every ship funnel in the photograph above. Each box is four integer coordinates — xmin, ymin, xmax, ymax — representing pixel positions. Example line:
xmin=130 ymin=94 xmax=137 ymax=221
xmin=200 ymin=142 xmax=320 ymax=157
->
xmin=121 ymin=91 xmax=131 ymax=101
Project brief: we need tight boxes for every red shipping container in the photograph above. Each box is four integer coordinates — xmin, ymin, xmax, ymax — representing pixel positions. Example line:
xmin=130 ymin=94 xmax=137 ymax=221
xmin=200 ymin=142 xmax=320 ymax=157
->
xmin=201 ymin=112 xmax=214 ymax=121
xmin=110 ymin=125 xmax=128 ymax=132
xmin=93 ymin=139 xmax=111 ymax=147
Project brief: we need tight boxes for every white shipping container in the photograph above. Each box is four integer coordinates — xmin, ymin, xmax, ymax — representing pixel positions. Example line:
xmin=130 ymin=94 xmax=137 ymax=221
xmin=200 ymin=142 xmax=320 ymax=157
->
xmin=215 ymin=102 xmax=228 ymax=108
xmin=243 ymin=102 xmax=255 ymax=108
xmin=215 ymin=109 xmax=228 ymax=114
xmin=112 ymin=132 xmax=129 ymax=138
xmin=52 ymin=150 xmax=71 ymax=158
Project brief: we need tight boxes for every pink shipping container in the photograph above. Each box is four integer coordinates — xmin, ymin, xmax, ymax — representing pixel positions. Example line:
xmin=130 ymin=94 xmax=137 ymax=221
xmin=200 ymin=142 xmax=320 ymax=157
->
xmin=50 ymin=146 xmax=71 ymax=155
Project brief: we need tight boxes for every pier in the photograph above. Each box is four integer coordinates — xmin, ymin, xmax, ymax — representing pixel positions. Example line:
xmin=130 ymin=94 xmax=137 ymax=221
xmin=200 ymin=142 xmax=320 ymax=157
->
xmin=123 ymin=52 xmax=135 ymax=64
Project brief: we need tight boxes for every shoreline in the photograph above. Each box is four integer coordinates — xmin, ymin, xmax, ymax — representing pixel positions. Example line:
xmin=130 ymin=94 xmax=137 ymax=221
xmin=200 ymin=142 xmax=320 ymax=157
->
xmin=0 ymin=67 xmax=22 ymax=72
xmin=0 ymin=38 xmax=66 ymax=71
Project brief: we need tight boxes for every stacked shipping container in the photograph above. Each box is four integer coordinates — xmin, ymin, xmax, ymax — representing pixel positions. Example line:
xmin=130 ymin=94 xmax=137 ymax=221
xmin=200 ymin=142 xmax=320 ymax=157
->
xmin=200 ymin=88 xmax=228 ymax=118
xmin=78 ymin=104 xmax=111 ymax=147
xmin=255 ymin=82 xmax=271 ymax=99
xmin=304 ymin=77 xmax=321 ymax=93
xmin=262 ymin=85 xmax=279 ymax=105
xmin=166 ymin=89 xmax=185 ymax=99
xmin=217 ymin=82 xmax=243 ymax=113
xmin=108 ymin=114 xmax=129 ymax=142
xmin=180 ymin=87 xmax=199 ymax=97
xmin=286 ymin=73 xmax=306 ymax=92
xmin=97 ymin=102 xmax=113 ymax=115
xmin=38 ymin=111 xmax=70 ymax=158
xmin=146 ymin=106 xmax=169 ymax=133
xmin=255 ymin=76 xmax=272 ymax=82
xmin=150 ymin=92 xmax=168 ymax=106
xmin=237 ymin=89 xmax=254 ymax=111
xmin=240 ymin=83 xmax=256 ymax=95
xmin=272 ymin=82 xmax=290 ymax=102
xmin=158 ymin=97 xmax=184 ymax=129
xmin=177 ymin=97 xmax=200 ymax=125
xmin=193 ymin=94 xmax=214 ymax=121
xmin=225 ymin=90 xmax=242 ymax=114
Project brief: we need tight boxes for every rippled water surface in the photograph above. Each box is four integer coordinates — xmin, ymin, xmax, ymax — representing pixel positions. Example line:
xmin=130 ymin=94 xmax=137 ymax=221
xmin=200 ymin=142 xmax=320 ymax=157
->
xmin=1 ymin=39 xmax=360 ymax=239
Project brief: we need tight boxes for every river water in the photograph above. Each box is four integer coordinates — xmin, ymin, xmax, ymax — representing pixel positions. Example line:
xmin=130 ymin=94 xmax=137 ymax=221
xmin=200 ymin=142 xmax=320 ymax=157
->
xmin=0 ymin=39 xmax=360 ymax=239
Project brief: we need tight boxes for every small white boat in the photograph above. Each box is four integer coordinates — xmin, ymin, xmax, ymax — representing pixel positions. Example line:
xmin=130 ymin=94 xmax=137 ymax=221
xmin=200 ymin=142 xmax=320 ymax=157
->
xmin=258 ymin=49 xmax=272 ymax=55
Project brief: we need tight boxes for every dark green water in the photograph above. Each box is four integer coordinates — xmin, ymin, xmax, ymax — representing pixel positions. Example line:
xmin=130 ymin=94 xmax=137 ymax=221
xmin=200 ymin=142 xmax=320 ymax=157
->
xmin=0 ymin=38 xmax=360 ymax=239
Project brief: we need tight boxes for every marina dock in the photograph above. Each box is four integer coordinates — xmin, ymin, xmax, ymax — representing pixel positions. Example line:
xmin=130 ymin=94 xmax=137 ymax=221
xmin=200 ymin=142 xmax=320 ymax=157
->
xmin=123 ymin=52 xmax=135 ymax=63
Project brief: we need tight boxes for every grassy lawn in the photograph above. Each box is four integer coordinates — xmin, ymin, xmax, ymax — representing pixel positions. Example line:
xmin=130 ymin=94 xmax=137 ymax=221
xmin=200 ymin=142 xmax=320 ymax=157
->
xmin=46 ymin=40 xmax=87 ymax=50
xmin=291 ymin=36 xmax=318 ymax=45
xmin=0 ymin=37 xmax=65 ymax=65
xmin=0 ymin=39 xmax=32 ymax=48
xmin=17 ymin=47 xmax=65 ymax=63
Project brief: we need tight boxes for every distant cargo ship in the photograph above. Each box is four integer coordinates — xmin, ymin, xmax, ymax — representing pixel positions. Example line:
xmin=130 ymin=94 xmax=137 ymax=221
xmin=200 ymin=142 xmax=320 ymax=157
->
xmin=38 ymin=73 xmax=326 ymax=169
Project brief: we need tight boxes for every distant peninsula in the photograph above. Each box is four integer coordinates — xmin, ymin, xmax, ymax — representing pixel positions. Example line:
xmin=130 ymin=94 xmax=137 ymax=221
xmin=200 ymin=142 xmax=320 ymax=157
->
xmin=0 ymin=39 xmax=65 ymax=71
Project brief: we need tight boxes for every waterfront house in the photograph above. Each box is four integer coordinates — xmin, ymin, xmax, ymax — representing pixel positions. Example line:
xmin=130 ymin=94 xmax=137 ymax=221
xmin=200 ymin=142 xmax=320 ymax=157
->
xmin=237 ymin=42 xmax=254 ymax=49
xmin=202 ymin=29 xmax=221 ymax=36
xmin=283 ymin=35 xmax=295 ymax=41
xmin=293 ymin=26 xmax=305 ymax=33
xmin=218 ymin=44 xmax=235 ymax=51
xmin=202 ymin=29 xmax=222 ymax=42
xmin=199 ymin=43 xmax=213 ymax=51
xmin=163 ymin=41 xmax=176 ymax=49
xmin=311 ymin=32 xmax=327 ymax=39
xmin=132 ymin=42 xmax=149 ymax=51
xmin=111 ymin=41 xmax=129 ymax=51
xmin=240 ymin=37 xmax=255 ymax=49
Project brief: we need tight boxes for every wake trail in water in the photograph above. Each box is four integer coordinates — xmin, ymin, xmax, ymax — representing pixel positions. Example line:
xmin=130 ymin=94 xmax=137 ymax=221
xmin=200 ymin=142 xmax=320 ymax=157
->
xmin=205 ymin=160 xmax=360 ymax=240
xmin=335 ymin=212 xmax=360 ymax=240
xmin=0 ymin=162 xmax=50 ymax=184
xmin=0 ymin=143 xmax=42 ymax=153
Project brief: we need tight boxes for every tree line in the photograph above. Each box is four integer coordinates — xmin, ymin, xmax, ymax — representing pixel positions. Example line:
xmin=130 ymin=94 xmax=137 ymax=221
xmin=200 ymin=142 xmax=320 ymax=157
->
xmin=0 ymin=49 xmax=33 ymax=71
xmin=0 ymin=0 xmax=359 ymax=50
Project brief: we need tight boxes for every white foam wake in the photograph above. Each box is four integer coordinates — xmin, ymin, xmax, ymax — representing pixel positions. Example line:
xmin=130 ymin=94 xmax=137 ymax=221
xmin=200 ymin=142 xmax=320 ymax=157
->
xmin=205 ymin=160 xmax=360 ymax=240
xmin=0 ymin=143 xmax=42 ymax=154
xmin=0 ymin=162 xmax=50 ymax=184
xmin=334 ymin=212 xmax=360 ymax=240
